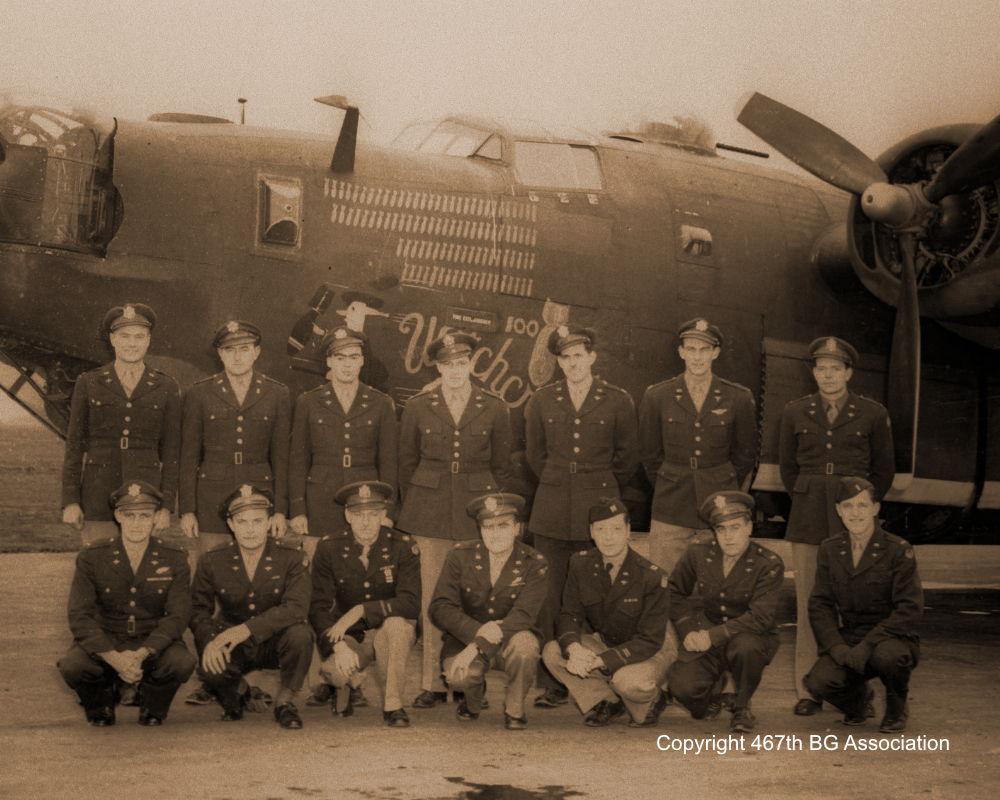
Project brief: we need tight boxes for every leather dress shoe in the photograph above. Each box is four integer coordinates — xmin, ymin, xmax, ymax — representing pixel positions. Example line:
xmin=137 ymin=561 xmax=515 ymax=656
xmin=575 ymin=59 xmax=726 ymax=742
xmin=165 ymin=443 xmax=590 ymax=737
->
xmin=275 ymin=702 xmax=304 ymax=729
xmin=306 ymin=683 xmax=335 ymax=706
xmin=412 ymin=690 xmax=448 ymax=708
xmin=731 ymin=707 xmax=756 ymax=733
xmin=351 ymin=687 xmax=368 ymax=708
xmin=384 ymin=708 xmax=411 ymax=728
xmin=456 ymin=698 xmax=480 ymax=721
xmin=842 ymin=687 xmax=876 ymax=726
xmin=185 ymin=685 xmax=215 ymax=705
xmin=505 ymin=713 xmax=528 ymax=730
xmin=220 ymin=707 xmax=244 ymax=722
xmin=879 ymin=702 xmax=909 ymax=734
xmin=87 ymin=706 xmax=116 ymax=727
xmin=794 ymin=698 xmax=822 ymax=716
xmin=629 ymin=688 xmax=670 ymax=728
xmin=138 ymin=709 xmax=163 ymax=726
xmin=584 ymin=699 xmax=626 ymax=727
xmin=534 ymin=687 xmax=569 ymax=708
xmin=706 ymin=692 xmax=737 ymax=720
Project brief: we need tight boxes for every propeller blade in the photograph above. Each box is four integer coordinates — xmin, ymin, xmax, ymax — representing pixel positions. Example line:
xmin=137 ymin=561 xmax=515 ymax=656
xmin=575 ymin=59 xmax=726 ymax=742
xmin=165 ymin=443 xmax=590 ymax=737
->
xmin=887 ymin=234 xmax=921 ymax=488
xmin=736 ymin=92 xmax=887 ymax=195
xmin=923 ymin=113 xmax=1000 ymax=203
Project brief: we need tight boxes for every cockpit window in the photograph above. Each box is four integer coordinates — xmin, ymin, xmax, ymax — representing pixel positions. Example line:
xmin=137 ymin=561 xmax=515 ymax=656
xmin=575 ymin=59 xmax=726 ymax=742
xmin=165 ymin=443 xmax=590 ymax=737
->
xmin=392 ymin=120 xmax=492 ymax=158
xmin=512 ymin=142 xmax=602 ymax=190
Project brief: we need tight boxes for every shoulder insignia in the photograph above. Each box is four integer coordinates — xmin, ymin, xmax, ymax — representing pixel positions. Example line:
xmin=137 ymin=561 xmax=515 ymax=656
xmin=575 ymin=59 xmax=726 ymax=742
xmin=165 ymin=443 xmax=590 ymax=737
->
xmin=645 ymin=376 xmax=679 ymax=393
xmin=363 ymin=384 xmax=390 ymax=399
xmin=85 ymin=537 xmax=115 ymax=550
xmin=784 ymin=393 xmax=814 ymax=407
xmin=155 ymin=539 xmax=186 ymax=553
xmin=302 ymin=554 xmax=310 ymax=567
xmin=661 ymin=575 xmax=669 ymax=589
xmin=905 ymin=547 xmax=914 ymax=559
xmin=303 ymin=384 xmax=327 ymax=396
xmin=411 ymin=544 xmax=420 ymax=555
xmin=718 ymin=377 xmax=752 ymax=393
xmin=191 ymin=375 xmax=215 ymax=386
xmin=207 ymin=541 xmax=233 ymax=553
xmin=601 ymin=380 xmax=630 ymax=395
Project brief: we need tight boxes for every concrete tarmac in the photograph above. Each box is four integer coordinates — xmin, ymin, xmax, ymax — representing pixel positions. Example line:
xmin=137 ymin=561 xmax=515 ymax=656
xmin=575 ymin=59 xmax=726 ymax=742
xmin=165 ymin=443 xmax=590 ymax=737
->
xmin=3 ymin=550 xmax=999 ymax=800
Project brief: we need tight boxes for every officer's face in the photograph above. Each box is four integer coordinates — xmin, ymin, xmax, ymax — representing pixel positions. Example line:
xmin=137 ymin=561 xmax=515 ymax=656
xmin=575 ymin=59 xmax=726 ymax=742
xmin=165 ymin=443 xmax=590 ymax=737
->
xmin=346 ymin=507 xmax=383 ymax=546
xmin=591 ymin=513 xmax=630 ymax=559
xmin=436 ymin=355 xmax=473 ymax=390
xmin=678 ymin=339 xmax=719 ymax=377
xmin=836 ymin=491 xmax=880 ymax=536
xmin=557 ymin=343 xmax=597 ymax=385
xmin=714 ymin=515 xmax=753 ymax=558
xmin=813 ymin=357 xmax=852 ymax=397
xmin=115 ymin=506 xmax=156 ymax=544
xmin=228 ymin=507 xmax=271 ymax=551
xmin=109 ymin=326 xmax=150 ymax=364
xmin=480 ymin=514 xmax=519 ymax=555
xmin=218 ymin=343 xmax=261 ymax=377
xmin=327 ymin=346 xmax=364 ymax=385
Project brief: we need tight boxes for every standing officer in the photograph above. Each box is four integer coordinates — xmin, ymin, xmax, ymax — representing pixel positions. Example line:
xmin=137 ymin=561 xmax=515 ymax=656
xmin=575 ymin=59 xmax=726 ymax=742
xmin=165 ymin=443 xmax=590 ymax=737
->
xmin=309 ymin=481 xmax=420 ymax=727
xmin=62 ymin=304 xmax=181 ymax=545
xmin=190 ymin=485 xmax=313 ymax=729
xmin=805 ymin=477 xmax=922 ymax=733
xmin=780 ymin=337 xmax=894 ymax=717
xmin=542 ymin=498 xmax=671 ymax=728
xmin=397 ymin=331 xmax=513 ymax=708
xmin=289 ymin=326 xmax=398 ymax=555
xmin=524 ymin=325 xmax=638 ymax=708
xmin=637 ymin=318 xmax=757 ymax=577
xmin=179 ymin=320 xmax=291 ymax=553
xmin=430 ymin=493 xmax=548 ymax=730
xmin=667 ymin=491 xmax=784 ymax=734
xmin=58 ymin=481 xmax=195 ymax=726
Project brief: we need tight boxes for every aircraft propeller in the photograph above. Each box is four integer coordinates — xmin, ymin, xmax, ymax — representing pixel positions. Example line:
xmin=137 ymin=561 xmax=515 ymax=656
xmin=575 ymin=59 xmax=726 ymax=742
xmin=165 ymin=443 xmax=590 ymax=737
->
xmin=737 ymin=92 xmax=1000 ymax=487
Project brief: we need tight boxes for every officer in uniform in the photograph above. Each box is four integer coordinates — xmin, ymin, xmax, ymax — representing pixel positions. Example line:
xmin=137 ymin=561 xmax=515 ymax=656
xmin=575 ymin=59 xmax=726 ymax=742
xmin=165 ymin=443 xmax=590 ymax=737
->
xmin=179 ymin=320 xmax=291 ymax=554
xmin=805 ymin=477 xmax=922 ymax=733
xmin=62 ymin=304 xmax=181 ymax=545
xmin=58 ymin=481 xmax=195 ymax=726
xmin=524 ymin=324 xmax=638 ymax=708
xmin=309 ymin=481 xmax=420 ymax=727
xmin=637 ymin=318 xmax=757 ymax=577
xmin=190 ymin=485 xmax=313 ymax=729
xmin=667 ymin=491 xmax=784 ymax=733
xmin=397 ymin=331 xmax=513 ymax=708
xmin=780 ymin=336 xmax=894 ymax=716
xmin=289 ymin=326 xmax=398 ymax=554
xmin=542 ymin=498 xmax=672 ymax=728
xmin=430 ymin=493 xmax=548 ymax=730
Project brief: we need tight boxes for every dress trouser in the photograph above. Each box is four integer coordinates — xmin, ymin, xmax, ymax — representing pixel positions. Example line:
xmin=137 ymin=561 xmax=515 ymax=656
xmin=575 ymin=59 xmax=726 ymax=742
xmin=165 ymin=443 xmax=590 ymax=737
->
xmin=805 ymin=638 xmax=919 ymax=716
xmin=442 ymin=630 xmax=540 ymax=718
xmin=791 ymin=542 xmax=820 ymax=700
xmin=412 ymin=535 xmax=454 ymax=694
xmin=542 ymin=633 xmax=673 ymax=721
xmin=319 ymin=617 xmax=416 ymax=712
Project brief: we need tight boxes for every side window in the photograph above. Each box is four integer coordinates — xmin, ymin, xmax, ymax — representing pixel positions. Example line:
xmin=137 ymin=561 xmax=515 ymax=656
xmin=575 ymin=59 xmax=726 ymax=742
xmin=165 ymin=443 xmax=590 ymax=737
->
xmin=512 ymin=142 xmax=602 ymax=190
xmin=677 ymin=223 xmax=713 ymax=265
xmin=260 ymin=177 xmax=302 ymax=248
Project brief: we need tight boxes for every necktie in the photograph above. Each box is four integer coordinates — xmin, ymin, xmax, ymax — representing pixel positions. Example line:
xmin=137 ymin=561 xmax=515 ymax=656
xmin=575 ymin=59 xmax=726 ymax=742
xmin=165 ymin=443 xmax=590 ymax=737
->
xmin=604 ymin=561 xmax=615 ymax=583
xmin=360 ymin=545 xmax=371 ymax=569
xmin=826 ymin=403 xmax=839 ymax=425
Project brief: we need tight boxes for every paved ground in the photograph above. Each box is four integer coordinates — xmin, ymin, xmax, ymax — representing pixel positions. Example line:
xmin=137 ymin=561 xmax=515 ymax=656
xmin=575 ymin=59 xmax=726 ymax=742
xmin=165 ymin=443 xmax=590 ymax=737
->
xmin=3 ymin=551 xmax=999 ymax=800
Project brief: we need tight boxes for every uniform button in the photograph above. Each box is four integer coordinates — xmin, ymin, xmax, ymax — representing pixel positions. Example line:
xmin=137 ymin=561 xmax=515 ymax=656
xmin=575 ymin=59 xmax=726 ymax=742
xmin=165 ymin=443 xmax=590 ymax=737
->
xmin=454 ymin=452 xmax=460 ymax=458
xmin=695 ymin=422 xmax=701 ymax=428
xmin=720 ymin=605 xmax=726 ymax=611
xmin=455 ymin=430 xmax=460 ymax=435
xmin=723 ymin=616 xmax=729 ymax=622
xmin=454 ymin=441 xmax=460 ymax=447
xmin=125 ymin=416 xmax=131 ymax=422
xmin=573 ymin=433 xmax=580 ymax=439
xmin=237 ymin=427 xmax=243 ymax=432
xmin=249 ymin=592 xmax=254 ymax=598
xmin=365 ymin=594 xmax=371 ymax=599
xmin=131 ymin=587 xmax=137 ymax=593
xmin=695 ymin=436 xmax=701 ymax=442
xmin=695 ymin=450 xmax=701 ymax=455
xmin=345 ymin=448 xmax=351 ymax=453
xmin=237 ymin=439 xmax=243 ymax=444
xmin=719 ymin=592 xmax=725 ymax=597
xmin=345 ymin=433 xmax=350 ymax=439
xmin=129 ymin=601 xmax=136 ymax=607
xmin=488 ymin=608 xmax=494 ymax=614
xmin=573 ymin=447 xmax=580 ymax=453
xmin=827 ymin=431 xmax=833 ymax=436
xmin=249 ymin=604 xmax=256 ymax=610
xmin=345 ymin=422 xmax=351 ymax=427
xmin=364 ymin=582 xmax=370 ymax=588
xmin=826 ymin=443 xmax=832 ymax=449
xmin=126 ymin=403 xmax=132 ymax=409
xmin=574 ymin=419 xmax=580 ymax=425
xmin=123 ymin=429 xmax=130 ymax=436
xmin=238 ymin=416 xmax=244 ymax=421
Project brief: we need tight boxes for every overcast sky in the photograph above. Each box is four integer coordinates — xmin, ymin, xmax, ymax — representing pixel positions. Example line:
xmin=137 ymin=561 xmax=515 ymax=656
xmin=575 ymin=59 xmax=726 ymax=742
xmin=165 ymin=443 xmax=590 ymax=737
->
xmin=1 ymin=0 xmax=998 ymax=424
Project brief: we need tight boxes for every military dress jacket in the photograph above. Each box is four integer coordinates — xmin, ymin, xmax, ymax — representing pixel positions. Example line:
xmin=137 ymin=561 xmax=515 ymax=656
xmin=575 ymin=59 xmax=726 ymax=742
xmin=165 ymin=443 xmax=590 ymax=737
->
xmin=397 ymin=387 xmax=513 ymax=541
xmin=669 ymin=538 xmax=784 ymax=661
xmin=179 ymin=371 xmax=291 ymax=532
xmin=808 ymin=523 xmax=922 ymax=653
xmin=555 ymin=546 xmax=669 ymax=674
xmin=524 ymin=378 xmax=638 ymax=541
xmin=62 ymin=364 xmax=181 ymax=520
xmin=190 ymin=537 xmax=310 ymax=645
xmin=429 ymin=540 xmax=548 ymax=660
xmin=288 ymin=382 xmax=398 ymax=536
xmin=309 ymin=526 xmax=420 ymax=659
xmin=779 ymin=391 xmax=894 ymax=545
xmin=638 ymin=374 xmax=757 ymax=529
xmin=67 ymin=535 xmax=191 ymax=655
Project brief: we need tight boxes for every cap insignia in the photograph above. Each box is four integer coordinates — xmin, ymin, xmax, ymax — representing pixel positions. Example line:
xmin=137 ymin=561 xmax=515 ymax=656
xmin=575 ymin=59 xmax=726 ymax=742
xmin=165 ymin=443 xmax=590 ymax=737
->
xmin=484 ymin=496 xmax=498 ymax=513
xmin=609 ymin=503 xmax=618 ymax=513
xmin=444 ymin=334 xmax=455 ymax=347
xmin=227 ymin=320 xmax=239 ymax=333
xmin=128 ymin=484 xmax=141 ymax=497
xmin=696 ymin=319 xmax=708 ymax=332
xmin=123 ymin=305 xmax=136 ymax=320
xmin=335 ymin=328 xmax=347 ymax=339
xmin=359 ymin=484 xmax=372 ymax=500
xmin=714 ymin=495 xmax=727 ymax=509
xmin=824 ymin=338 xmax=838 ymax=352
xmin=557 ymin=325 xmax=569 ymax=339
xmin=240 ymin=485 xmax=253 ymax=498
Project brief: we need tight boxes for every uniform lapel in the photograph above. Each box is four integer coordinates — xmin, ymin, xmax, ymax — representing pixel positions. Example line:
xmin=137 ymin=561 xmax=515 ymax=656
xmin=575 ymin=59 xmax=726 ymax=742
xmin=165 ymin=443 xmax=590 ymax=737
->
xmin=701 ymin=540 xmax=726 ymax=585
xmin=699 ymin=376 xmax=725 ymax=422
xmin=212 ymin=372 xmax=242 ymax=410
xmin=337 ymin=534 xmax=367 ymax=577
xmin=575 ymin=379 xmax=606 ymax=417
xmin=343 ymin=382 xmax=374 ymax=420
xmin=238 ymin=372 xmax=269 ymax=412
xmin=723 ymin=544 xmax=759 ymax=587
xmin=469 ymin=541 xmax=491 ymax=588
xmin=456 ymin=390 xmax=489 ymax=429
xmin=848 ymin=525 xmax=886 ymax=576
xmin=605 ymin=547 xmax=639 ymax=603
xmin=249 ymin=539 xmax=278 ymax=591
xmin=98 ymin=365 xmax=130 ymax=400
xmin=830 ymin=391 xmax=861 ymax=430
xmin=317 ymin=386 xmax=346 ymax=418
xmin=550 ymin=381 xmax=575 ymax=416
xmin=426 ymin=390 xmax=458 ymax=427
xmin=673 ymin=379 xmax=699 ymax=417
xmin=105 ymin=536 xmax=134 ymax=581
xmin=805 ymin=392 xmax=830 ymax=430
xmin=132 ymin=539 xmax=162 ymax=584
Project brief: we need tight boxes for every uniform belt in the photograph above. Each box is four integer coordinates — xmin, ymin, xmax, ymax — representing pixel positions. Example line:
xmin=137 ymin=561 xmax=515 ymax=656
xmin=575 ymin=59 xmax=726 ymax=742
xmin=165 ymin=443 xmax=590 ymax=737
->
xmin=99 ymin=616 xmax=158 ymax=636
xmin=202 ymin=453 xmax=268 ymax=466
xmin=312 ymin=455 xmax=375 ymax=468
xmin=89 ymin=439 xmax=157 ymax=451
xmin=422 ymin=460 xmax=491 ymax=473
xmin=664 ymin=458 xmax=725 ymax=470
xmin=800 ymin=463 xmax=856 ymax=476
xmin=546 ymin=459 xmax=609 ymax=474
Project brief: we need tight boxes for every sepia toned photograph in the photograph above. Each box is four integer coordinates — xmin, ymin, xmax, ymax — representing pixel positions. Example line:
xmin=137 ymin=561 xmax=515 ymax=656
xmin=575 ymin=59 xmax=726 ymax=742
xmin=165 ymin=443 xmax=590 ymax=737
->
xmin=2 ymin=2 xmax=998 ymax=798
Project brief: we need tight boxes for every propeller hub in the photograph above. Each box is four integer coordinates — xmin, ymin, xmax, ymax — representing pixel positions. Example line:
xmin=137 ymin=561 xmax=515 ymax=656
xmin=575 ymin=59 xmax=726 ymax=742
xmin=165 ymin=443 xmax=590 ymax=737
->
xmin=862 ymin=183 xmax=916 ymax=227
